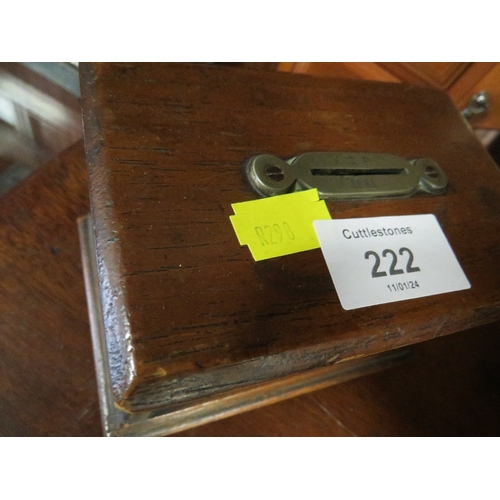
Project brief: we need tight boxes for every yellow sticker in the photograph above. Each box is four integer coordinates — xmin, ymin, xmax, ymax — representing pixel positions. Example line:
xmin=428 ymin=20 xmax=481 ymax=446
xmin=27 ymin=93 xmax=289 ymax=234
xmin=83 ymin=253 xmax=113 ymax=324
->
xmin=229 ymin=189 xmax=331 ymax=261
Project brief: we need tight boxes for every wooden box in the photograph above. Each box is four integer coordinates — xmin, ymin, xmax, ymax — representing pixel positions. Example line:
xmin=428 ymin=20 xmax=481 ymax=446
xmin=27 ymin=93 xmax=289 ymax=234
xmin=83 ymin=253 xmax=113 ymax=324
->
xmin=79 ymin=63 xmax=500 ymax=436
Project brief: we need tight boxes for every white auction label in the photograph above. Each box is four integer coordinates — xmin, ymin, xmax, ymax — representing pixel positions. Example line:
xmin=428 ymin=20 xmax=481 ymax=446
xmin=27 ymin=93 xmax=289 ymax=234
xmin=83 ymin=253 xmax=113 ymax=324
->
xmin=313 ymin=214 xmax=471 ymax=310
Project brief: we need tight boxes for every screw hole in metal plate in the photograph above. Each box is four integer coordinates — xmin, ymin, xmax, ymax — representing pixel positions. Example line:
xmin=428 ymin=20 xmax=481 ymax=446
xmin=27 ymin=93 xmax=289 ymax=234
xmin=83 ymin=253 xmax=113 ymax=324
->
xmin=425 ymin=165 xmax=440 ymax=179
xmin=265 ymin=164 xmax=285 ymax=182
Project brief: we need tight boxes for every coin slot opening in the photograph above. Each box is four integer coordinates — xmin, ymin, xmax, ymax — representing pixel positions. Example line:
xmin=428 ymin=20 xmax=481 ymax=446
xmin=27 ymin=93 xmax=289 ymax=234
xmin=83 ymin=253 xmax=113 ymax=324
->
xmin=311 ymin=168 xmax=405 ymax=176
xmin=265 ymin=164 xmax=285 ymax=182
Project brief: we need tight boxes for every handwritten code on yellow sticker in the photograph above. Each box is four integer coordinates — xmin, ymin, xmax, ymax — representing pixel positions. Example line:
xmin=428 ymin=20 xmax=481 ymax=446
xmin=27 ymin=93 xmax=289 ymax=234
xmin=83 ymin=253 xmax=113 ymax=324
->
xmin=229 ymin=189 xmax=331 ymax=261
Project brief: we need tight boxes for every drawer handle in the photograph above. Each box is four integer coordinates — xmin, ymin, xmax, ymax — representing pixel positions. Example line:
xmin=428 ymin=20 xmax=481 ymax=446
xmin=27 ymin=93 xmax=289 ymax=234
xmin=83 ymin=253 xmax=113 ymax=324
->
xmin=462 ymin=91 xmax=489 ymax=120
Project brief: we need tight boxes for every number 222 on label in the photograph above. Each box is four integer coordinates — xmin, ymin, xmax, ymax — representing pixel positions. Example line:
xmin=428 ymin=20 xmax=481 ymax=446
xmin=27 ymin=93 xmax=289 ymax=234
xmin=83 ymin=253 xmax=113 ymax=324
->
xmin=364 ymin=247 xmax=420 ymax=278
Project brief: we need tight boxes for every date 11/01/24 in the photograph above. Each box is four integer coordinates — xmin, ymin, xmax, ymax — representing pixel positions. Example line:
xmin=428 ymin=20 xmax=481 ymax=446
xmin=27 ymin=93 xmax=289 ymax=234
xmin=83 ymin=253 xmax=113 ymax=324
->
xmin=387 ymin=280 xmax=420 ymax=292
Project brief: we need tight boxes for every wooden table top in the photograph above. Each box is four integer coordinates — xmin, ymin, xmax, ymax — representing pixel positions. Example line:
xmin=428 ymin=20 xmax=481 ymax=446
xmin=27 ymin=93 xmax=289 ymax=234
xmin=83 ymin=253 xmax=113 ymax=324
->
xmin=0 ymin=141 xmax=102 ymax=436
xmin=79 ymin=63 xmax=500 ymax=420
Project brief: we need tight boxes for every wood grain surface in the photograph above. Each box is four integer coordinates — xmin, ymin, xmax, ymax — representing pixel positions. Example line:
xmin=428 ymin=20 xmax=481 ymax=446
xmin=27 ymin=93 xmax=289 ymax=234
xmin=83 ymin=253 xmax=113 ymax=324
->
xmin=79 ymin=63 xmax=500 ymax=414
xmin=177 ymin=321 xmax=500 ymax=436
xmin=0 ymin=141 xmax=101 ymax=436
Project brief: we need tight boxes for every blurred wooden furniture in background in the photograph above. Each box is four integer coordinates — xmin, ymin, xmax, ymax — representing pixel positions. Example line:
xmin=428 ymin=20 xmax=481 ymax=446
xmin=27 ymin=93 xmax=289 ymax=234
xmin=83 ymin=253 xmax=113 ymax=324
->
xmin=279 ymin=63 xmax=500 ymax=129
xmin=0 ymin=63 xmax=82 ymax=196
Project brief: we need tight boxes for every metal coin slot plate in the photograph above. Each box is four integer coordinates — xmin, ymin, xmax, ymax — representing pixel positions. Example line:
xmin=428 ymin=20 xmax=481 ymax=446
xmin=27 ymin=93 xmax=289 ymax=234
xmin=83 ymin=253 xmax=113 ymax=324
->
xmin=246 ymin=152 xmax=447 ymax=200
